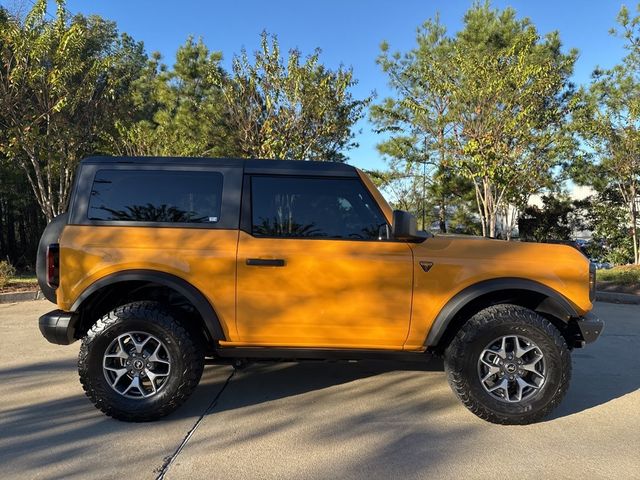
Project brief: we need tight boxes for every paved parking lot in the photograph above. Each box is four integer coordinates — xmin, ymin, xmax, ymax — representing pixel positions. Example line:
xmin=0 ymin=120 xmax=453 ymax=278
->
xmin=1 ymin=300 xmax=638 ymax=480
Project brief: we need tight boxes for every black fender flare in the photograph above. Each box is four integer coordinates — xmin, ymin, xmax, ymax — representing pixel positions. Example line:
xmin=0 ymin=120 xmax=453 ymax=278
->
xmin=424 ymin=278 xmax=580 ymax=347
xmin=71 ymin=269 xmax=226 ymax=340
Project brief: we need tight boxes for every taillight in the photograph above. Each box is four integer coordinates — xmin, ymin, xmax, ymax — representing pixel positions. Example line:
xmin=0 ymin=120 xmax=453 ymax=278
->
xmin=589 ymin=262 xmax=596 ymax=302
xmin=46 ymin=243 xmax=60 ymax=288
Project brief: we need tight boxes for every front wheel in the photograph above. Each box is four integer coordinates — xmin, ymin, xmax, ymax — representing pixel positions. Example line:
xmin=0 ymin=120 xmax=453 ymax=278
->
xmin=78 ymin=301 xmax=204 ymax=422
xmin=444 ymin=304 xmax=571 ymax=425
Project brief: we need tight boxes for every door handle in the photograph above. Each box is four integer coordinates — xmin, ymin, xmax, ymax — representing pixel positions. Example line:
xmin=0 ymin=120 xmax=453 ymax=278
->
xmin=246 ymin=258 xmax=286 ymax=267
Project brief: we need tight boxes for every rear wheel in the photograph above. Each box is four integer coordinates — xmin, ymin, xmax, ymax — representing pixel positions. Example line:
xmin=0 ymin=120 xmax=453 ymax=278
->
xmin=78 ymin=301 xmax=204 ymax=422
xmin=444 ymin=304 xmax=571 ymax=425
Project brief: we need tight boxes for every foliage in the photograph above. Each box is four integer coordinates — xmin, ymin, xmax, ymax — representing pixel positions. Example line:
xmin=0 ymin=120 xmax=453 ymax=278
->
xmin=518 ymin=195 xmax=585 ymax=242
xmin=583 ymin=188 xmax=635 ymax=265
xmin=373 ymin=3 xmax=576 ymax=238
xmin=368 ymin=163 xmax=478 ymax=232
xmin=0 ymin=260 xmax=16 ymax=288
xmin=597 ymin=264 xmax=640 ymax=285
xmin=449 ymin=5 xmax=576 ymax=238
xmin=371 ymin=17 xmax=459 ymax=231
xmin=213 ymin=32 xmax=369 ymax=162
xmin=105 ymin=38 xmax=234 ymax=157
xmin=0 ymin=0 xmax=147 ymax=221
xmin=0 ymin=3 xmax=368 ymax=268
xmin=571 ymin=5 xmax=640 ymax=264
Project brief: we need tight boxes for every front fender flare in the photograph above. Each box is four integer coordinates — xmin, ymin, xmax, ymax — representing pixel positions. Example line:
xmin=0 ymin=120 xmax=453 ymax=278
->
xmin=424 ymin=278 xmax=580 ymax=347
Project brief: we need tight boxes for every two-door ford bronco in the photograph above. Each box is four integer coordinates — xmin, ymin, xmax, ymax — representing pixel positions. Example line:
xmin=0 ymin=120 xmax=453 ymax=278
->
xmin=37 ymin=156 xmax=603 ymax=424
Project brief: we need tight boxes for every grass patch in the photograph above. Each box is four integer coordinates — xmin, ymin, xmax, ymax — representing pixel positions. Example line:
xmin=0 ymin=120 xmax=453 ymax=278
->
xmin=0 ymin=274 xmax=38 ymax=293
xmin=598 ymin=265 xmax=640 ymax=285
xmin=10 ymin=274 xmax=37 ymax=283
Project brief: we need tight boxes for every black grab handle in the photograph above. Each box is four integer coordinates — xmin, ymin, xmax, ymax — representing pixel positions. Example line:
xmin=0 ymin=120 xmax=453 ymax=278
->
xmin=246 ymin=258 xmax=286 ymax=267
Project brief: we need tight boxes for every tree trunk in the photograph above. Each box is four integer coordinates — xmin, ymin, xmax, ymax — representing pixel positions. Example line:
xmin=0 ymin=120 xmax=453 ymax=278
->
xmin=484 ymin=178 xmax=497 ymax=238
xmin=6 ymin=207 xmax=16 ymax=262
xmin=439 ymin=195 xmax=447 ymax=233
xmin=488 ymin=211 xmax=496 ymax=238
xmin=0 ymin=199 xmax=5 ymax=259
xmin=631 ymin=193 xmax=639 ymax=265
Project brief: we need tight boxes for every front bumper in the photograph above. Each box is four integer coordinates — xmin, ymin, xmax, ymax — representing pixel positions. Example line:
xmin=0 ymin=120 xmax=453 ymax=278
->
xmin=39 ymin=309 xmax=78 ymax=345
xmin=571 ymin=312 xmax=604 ymax=346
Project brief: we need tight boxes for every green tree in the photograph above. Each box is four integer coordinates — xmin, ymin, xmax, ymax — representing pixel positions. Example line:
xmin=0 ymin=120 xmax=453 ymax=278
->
xmin=572 ymin=5 xmax=640 ymax=264
xmin=518 ymin=195 xmax=584 ymax=242
xmin=372 ymin=4 xmax=576 ymax=238
xmin=371 ymin=18 xmax=459 ymax=232
xmin=584 ymin=188 xmax=635 ymax=265
xmin=0 ymin=0 xmax=146 ymax=221
xmin=213 ymin=32 xmax=369 ymax=161
xmin=367 ymin=163 xmax=478 ymax=233
xmin=450 ymin=4 xmax=576 ymax=238
xmin=107 ymin=38 xmax=234 ymax=157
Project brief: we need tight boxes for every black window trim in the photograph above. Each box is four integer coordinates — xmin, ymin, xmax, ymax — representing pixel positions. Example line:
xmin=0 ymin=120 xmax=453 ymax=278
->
xmin=69 ymin=163 xmax=243 ymax=230
xmin=241 ymin=173 xmax=395 ymax=243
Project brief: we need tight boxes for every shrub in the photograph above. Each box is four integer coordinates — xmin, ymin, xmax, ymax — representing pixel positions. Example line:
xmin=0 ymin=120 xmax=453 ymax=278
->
xmin=598 ymin=265 xmax=640 ymax=285
xmin=0 ymin=260 xmax=17 ymax=289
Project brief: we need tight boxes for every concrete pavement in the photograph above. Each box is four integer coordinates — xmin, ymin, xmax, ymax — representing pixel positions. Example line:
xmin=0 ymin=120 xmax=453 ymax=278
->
xmin=1 ymin=300 xmax=638 ymax=479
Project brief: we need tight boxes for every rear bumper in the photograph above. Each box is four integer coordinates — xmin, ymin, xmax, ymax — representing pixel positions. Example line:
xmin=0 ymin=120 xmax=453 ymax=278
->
xmin=39 ymin=309 xmax=78 ymax=345
xmin=571 ymin=312 xmax=604 ymax=346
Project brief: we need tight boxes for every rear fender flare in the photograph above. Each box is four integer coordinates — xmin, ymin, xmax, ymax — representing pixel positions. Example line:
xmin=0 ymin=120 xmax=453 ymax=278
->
xmin=71 ymin=270 xmax=225 ymax=340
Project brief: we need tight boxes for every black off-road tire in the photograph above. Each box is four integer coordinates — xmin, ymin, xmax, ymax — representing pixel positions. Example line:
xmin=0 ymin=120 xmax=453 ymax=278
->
xmin=444 ymin=304 xmax=571 ymax=425
xmin=78 ymin=301 xmax=204 ymax=422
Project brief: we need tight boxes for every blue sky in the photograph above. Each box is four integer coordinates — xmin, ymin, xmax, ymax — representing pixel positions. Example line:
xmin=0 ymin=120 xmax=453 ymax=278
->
xmin=7 ymin=0 xmax=631 ymax=170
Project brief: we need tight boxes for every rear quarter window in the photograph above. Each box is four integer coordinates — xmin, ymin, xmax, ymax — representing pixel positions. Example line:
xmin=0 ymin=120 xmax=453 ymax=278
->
xmin=88 ymin=170 xmax=223 ymax=224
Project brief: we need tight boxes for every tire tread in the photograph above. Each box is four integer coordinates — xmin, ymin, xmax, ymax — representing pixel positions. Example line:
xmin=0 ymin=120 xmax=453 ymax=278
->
xmin=445 ymin=304 xmax=571 ymax=425
xmin=78 ymin=301 xmax=204 ymax=422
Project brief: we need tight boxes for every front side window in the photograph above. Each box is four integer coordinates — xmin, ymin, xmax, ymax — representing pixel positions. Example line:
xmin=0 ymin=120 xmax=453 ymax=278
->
xmin=251 ymin=176 xmax=387 ymax=240
xmin=88 ymin=170 xmax=223 ymax=224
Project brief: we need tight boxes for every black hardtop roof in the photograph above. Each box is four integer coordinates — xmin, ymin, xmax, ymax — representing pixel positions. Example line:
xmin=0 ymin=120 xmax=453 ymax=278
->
xmin=81 ymin=156 xmax=358 ymax=176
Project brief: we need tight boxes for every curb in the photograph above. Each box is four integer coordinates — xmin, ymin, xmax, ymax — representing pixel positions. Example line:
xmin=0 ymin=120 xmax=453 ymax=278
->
xmin=595 ymin=291 xmax=640 ymax=305
xmin=0 ymin=290 xmax=44 ymax=304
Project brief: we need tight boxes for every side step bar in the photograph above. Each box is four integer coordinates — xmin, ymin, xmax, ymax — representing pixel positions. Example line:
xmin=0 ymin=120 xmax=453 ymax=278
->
xmin=211 ymin=347 xmax=433 ymax=362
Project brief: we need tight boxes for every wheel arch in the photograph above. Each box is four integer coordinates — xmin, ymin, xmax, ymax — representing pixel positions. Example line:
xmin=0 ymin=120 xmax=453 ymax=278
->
xmin=71 ymin=270 xmax=226 ymax=346
xmin=425 ymin=278 xmax=580 ymax=351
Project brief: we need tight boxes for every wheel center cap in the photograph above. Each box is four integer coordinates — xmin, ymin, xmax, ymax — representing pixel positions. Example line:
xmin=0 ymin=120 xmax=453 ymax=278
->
xmin=132 ymin=359 xmax=145 ymax=370
xmin=505 ymin=363 xmax=517 ymax=374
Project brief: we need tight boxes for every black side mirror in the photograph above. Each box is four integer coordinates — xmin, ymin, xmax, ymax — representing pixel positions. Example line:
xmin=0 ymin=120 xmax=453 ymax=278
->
xmin=392 ymin=210 xmax=426 ymax=242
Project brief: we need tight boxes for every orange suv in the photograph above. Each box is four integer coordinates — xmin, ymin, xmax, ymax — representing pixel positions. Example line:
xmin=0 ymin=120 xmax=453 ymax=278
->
xmin=37 ymin=156 xmax=603 ymax=424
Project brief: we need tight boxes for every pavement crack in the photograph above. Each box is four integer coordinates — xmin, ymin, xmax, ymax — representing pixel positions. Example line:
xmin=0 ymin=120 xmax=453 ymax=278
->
xmin=155 ymin=370 xmax=235 ymax=480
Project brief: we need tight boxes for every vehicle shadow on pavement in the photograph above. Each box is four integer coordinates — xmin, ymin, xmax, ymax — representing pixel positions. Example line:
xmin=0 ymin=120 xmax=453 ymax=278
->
xmin=0 ymin=358 xmax=76 ymax=378
xmin=170 ymin=357 xmax=445 ymax=419
xmin=0 ymin=361 xmax=232 ymax=479
xmin=176 ymin=359 xmax=472 ymax=479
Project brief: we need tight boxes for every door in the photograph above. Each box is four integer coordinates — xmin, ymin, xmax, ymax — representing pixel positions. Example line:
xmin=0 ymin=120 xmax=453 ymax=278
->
xmin=235 ymin=175 xmax=413 ymax=349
